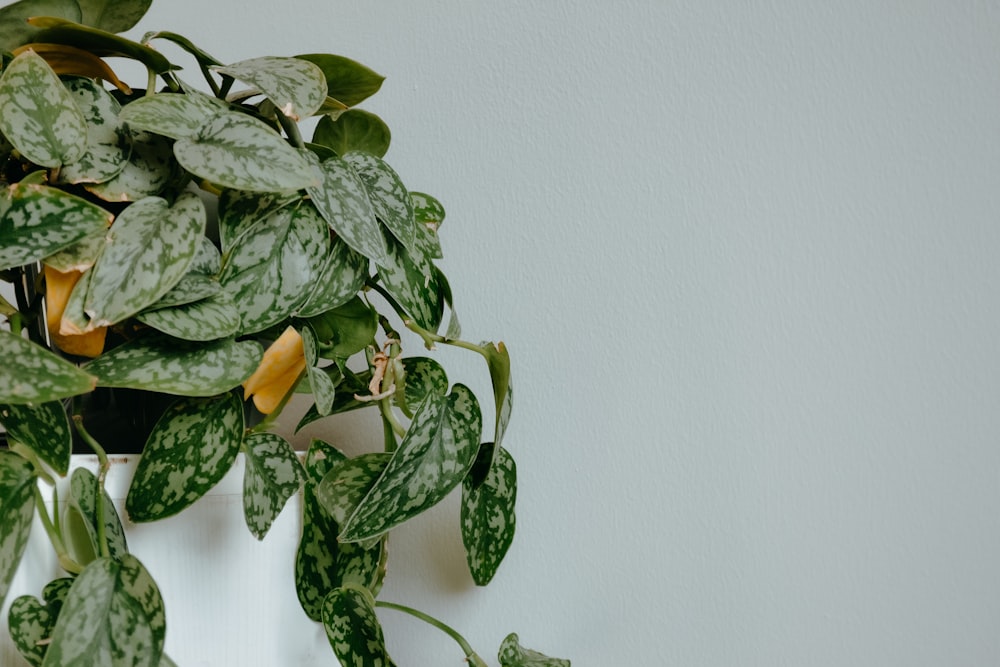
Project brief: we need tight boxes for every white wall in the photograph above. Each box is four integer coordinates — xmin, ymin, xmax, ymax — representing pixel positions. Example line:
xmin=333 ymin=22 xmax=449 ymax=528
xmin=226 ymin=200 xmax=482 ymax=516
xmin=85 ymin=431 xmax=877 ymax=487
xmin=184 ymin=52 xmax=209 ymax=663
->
xmin=7 ymin=2 xmax=1000 ymax=665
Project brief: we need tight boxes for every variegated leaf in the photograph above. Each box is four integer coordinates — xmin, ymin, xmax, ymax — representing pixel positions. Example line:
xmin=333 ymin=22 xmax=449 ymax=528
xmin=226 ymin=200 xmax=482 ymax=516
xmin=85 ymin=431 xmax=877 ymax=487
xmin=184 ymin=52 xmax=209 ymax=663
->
xmin=339 ymin=384 xmax=482 ymax=542
xmin=399 ymin=357 xmax=448 ymax=414
xmin=0 ymin=331 xmax=97 ymax=404
xmin=295 ymin=386 xmax=371 ymax=432
xmin=316 ymin=452 xmax=391 ymax=527
xmin=498 ymin=634 xmax=570 ymax=667
xmin=484 ymin=342 xmax=513 ymax=453
xmin=305 ymin=296 xmax=376 ymax=360
xmin=296 ymin=234 xmax=368 ymax=319
xmin=0 ymin=451 xmax=35 ymax=610
xmin=42 ymin=555 xmax=166 ymax=667
xmin=136 ymin=289 xmax=240 ymax=341
xmin=118 ymin=90 xmax=228 ymax=141
xmin=462 ymin=446 xmax=516 ymax=585
xmin=85 ymin=129 xmax=178 ymax=202
xmin=83 ymin=193 xmax=205 ymax=327
xmin=241 ymin=432 xmax=305 ymax=540
xmin=410 ymin=191 xmax=445 ymax=260
xmin=0 ymin=49 xmax=85 ymax=167
xmin=376 ymin=235 xmax=443 ymax=332
xmin=344 ymin=151 xmax=417 ymax=251
xmin=295 ymin=54 xmax=385 ymax=108
xmin=0 ymin=1 xmax=81 ymax=52
xmin=322 ymin=585 xmax=397 ymax=667
xmin=215 ymin=56 xmax=327 ymax=121
xmin=301 ymin=326 xmax=337 ymax=416
xmin=126 ymin=392 xmax=243 ymax=522
xmin=83 ymin=334 xmax=261 ymax=396
xmin=305 ymin=153 xmax=389 ymax=263
xmin=437 ymin=267 xmax=462 ymax=338
xmin=219 ymin=201 xmax=328 ymax=334
xmin=216 ymin=188 xmax=299 ymax=255
xmin=76 ymin=0 xmax=152 ymax=33
xmin=312 ymin=109 xmax=390 ymax=158
xmin=0 ymin=400 xmax=71 ymax=475
xmin=144 ymin=273 xmax=220 ymax=311
xmin=42 ymin=230 xmax=106 ymax=273
xmin=174 ymin=112 xmax=319 ymax=192
xmin=0 ymin=181 xmax=112 ymax=271
xmin=7 ymin=577 xmax=75 ymax=667
xmin=56 ymin=76 xmax=130 ymax=185
xmin=70 ymin=467 xmax=128 ymax=558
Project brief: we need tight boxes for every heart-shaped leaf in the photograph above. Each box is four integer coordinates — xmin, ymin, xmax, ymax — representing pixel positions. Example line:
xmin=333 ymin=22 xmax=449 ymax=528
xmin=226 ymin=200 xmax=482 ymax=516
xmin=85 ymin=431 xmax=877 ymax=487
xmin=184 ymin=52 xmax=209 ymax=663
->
xmin=399 ymin=357 xmax=448 ymax=413
xmin=410 ymin=191 xmax=445 ymax=260
xmin=462 ymin=446 xmax=516 ymax=585
xmin=0 ymin=49 xmax=86 ymax=167
xmin=83 ymin=334 xmax=261 ymax=396
xmin=216 ymin=189 xmax=299 ymax=255
xmin=322 ymin=585 xmax=397 ymax=667
xmin=41 ymin=555 xmax=166 ymax=667
xmin=0 ymin=181 xmax=112 ymax=271
xmin=7 ymin=577 xmax=75 ymax=667
xmin=484 ymin=341 xmax=513 ymax=452
xmin=56 ymin=76 xmax=130 ymax=185
xmin=84 ymin=128 xmax=179 ymax=202
xmin=344 ymin=151 xmax=416 ymax=251
xmin=126 ymin=392 xmax=243 ymax=522
xmin=498 ymin=634 xmax=570 ymax=667
xmin=296 ymin=235 xmax=368 ymax=319
xmin=137 ymin=289 xmax=240 ymax=341
xmin=70 ymin=467 xmax=128 ymax=559
xmin=316 ymin=452 xmax=392 ymax=527
xmin=295 ymin=54 xmax=384 ymax=108
xmin=339 ymin=384 xmax=482 ymax=542
xmin=312 ymin=109 xmax=390 ymax=158
xmin=215 ymin=56 xmax=327 ymax=121
xmin=118 ymin=89 xmax=228 ymax=141
xmin=0 ymin=400 xmax=72 ymax=475
xmin=0 ymin=331 xmax=97 ymax=404
xmin=376 ymin=234 xmax=444 ymax=332
xmin=0 ymin=451 xmax=35 ymax=610
xmin=241 ymin=432 xmax=305 ymax=540
xmin=304 ymin=296 xmax=376 ymax=360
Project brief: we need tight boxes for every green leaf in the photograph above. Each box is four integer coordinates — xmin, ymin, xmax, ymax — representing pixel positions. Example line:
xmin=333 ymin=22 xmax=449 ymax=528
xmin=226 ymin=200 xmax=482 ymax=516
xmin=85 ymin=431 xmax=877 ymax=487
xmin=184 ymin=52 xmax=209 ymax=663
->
xmin=305 ymin=296 xmax=377 ymax=359
xmin=216 ymin=188 xmax=299 ymax=255
xmin=322 ymin=585 xmax=397 ymax=667
xmin=41 ymin=555 xmax=166 ymax=667
xmin=0 ymin=451 xmax=35 ymax=610
xmin=301 ymin=326 xmax=337 ymax=416
xmin=344 ymin=151 xmax=416 ymax=251
xmin=83 ymin=334 xmax=261 ymax=396
xmin=498 ymin=634 xmax=570 ymax=667
xmin=295 ymin=385 xmax=372 ymax=432
xmin=118 ymin=89 xmax=229 ymax=141
xmin=305 ymin=154 xmax=389 ymax=264
xmin=126 ymin=392 xmax=243 ymax=522
xmin=295 ymin=54 xmax=384 ymax=108
xmin=399 ymin=357 xmax=448 ymax=413
xmin=241 ymin=432 xmax=305 ymax=540
xmin=0 ymin=181 xmax=112 ymax=271
xmin=215 ymin=56 xmax=327 ymax=121
xmin=76 ymin=0 xmax=152 ymax=33
xmin=462 ymin=446 xmax=516 ymax=585
xmin=42 ymin=230 xmax=106 ymax=272
xmin=340 ymin=384 xmax=482 ymax=542
xmin=136 ymin=289 xmax=240 ymax=341
xmin=0 ymin=49 xmax=86 ymax=167
xmin=0 ymin=331 xmax=97 ymax=404
xmin=0 ymin=400 xmax=72 ymax=475
xmin=376 ymin=235 xmax=443 ymax=332
xmin=7 ymin=577 xmax=75 ymax=667
xmin=219 ymin=201 xmax=329 ymax=334
xmin=296 ymin=234 xmax=368 ymax=319
xmin=82 ymin=193 xmax=205 ymax=327
xmin=174 ymin=112 xmax=319 ymax=192
xmin=410 ymin=191 xmax=445 ymax=260
xmin=69 ymin=467 xmax=128 ymax=559
xmin=30 ymin=18 xmax=174 ymax=74
xmin=0 ymin=0 xmax=81 ymax=52
xmin=143 ymin=273 xmax=220 ymax=311
xmin=55 ymin=76 xmax=130 ymax=185
xmin=312 ymin=109 xmax=390 ymax=158
xmin=484 ymin=342 xmax=513 ymax=453
xmin=84 ymin=128 xmax=179 ymax=202
xmin=316 ymin=452 xmax=391 ymax=527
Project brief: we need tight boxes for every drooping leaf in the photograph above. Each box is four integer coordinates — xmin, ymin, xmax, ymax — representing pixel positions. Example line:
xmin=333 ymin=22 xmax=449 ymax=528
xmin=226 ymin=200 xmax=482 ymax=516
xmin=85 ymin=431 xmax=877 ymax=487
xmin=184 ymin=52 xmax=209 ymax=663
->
xmin=41 ymin=554 xmax=166 ymax=667
xmin=42 ymin=230 xmax=106 ymax=273
xmin=85 ymin=128 xmax=179 ymax=202
xmin=295 ymin=54 xmax=385 ymax=108
xmin=376 ymin=235 xmax=444 ymax=332
xmin=304 ymin=296 xmax=377 ymax=359
xmin=485 ymin=342 xmax=513 ymax=452
xmin=0 ymin=451 xmax=35 ymax=610
xmin=14 ymin=42 xmax=133 ymax=94
xmin=0 ymin=0 xmax=81 ymax=52
xmin=462 ymin=446 xmax=516 ymax=585
xmin=174 ymin=112 xmax=319 ymax=192
xmin=69 ymin=467 xmax=128 ymax=559
xmin=296 ymin=234 xmax=368 ymax=319
xmin=126 ymin=392 xmax=243 ymax=522
xmin=399 ymin=357 xmax=448 ymax=412
xmin=76 ymin=0 xmax=152 ymax=33
xmin=498 ymin=634 xmax=570 ymax=667
xmin=0 ymin=400 xmax=72 ymax=475
xmin=316 ymin=452 xmax=391 ymax=527
xmin=29 ymin=17 xmax=173 ymax=74
xmin=0 ymin=331 xmax=97 ymax=404
xmin=344 ymin=151 xmax=416 ymax=251
xmin=7 ymin=577 xmax=75 ymax=667
xmin=241 ymin=432 xmax=305 ymax=540
xmin=118 ymin=89 xmax=228 ymax=141
xmin=322 ymin=585 xmax=397 ymax=667
xmin=410 ymin=191 xmax=445 ymax=260
xmin=339 ymin=384 xmax=482 ymax=542
xmin=0 ymin=181 xmax=112 ymax=271
xmin=312 ymin=109 xmax=390 ymax=158
xmin=300 ymin=326 xmax=337 ymax=416
xmin=219 ymin=201 xmax=329 ymax=334
xmin=83 ymin=334 xmax=261 ymax=396
xmin=0 ymin=49 xmax=86 ymax=167
xmin=305 ymin=153 xmax=389 ymax=263
xmin=215 ymin=56 xmax=327 ymax=121
xmin=56 ymin=76 xmax=130 ymax=185
xmin=82 ymin=193 xmax=205 ymax=327
xmin=136 ymin=289 xmax=240 ymax=341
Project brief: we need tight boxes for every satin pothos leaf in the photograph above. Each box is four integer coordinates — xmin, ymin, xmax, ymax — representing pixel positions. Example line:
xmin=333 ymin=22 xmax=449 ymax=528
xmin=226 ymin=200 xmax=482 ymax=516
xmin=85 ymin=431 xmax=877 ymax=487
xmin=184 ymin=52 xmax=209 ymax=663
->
xmin=410 ymin=191 xmax=445 ymax=260
xmin=70 ymin=467 xmax=128 ymax=559
xmin=126 ymin=392 xmax=243 ymax=522
xmin=7 ymin=577 xmax=74 ymax=667
xmin=462 ymin=446 xmax=516 ymax=585
xmin=498 ymin=633 xmax=570 ymax=667
xmin=339 ymin=384 xmax=482 ymax=542
xmin=56 ymin=76 xmax=130 ymax=185
xmin=376 ymin=234 xmax=443 ymax=332
xmin=0 ymin=400 xmax=72 ymax=475
xmin=295 ymin=54 xmax=384 ymax=108
xmin=85 ymin=128 xmax=178 ymax=202
xmin=312 ymin=109 xmax=390 ymax=158
xmin=83 ymin=335 xmax=261 ymax=396
xmin=344 ymin=151 xmax=417 ymax=251
xmin=316 ymin=452 xmax=391 ymax=528
xmin=0 ymin=181 xmax=112 ymax=271
xmin=0 ymin=451 xmax=35 ymax=611
xmin=0 ymin=49 xmax=86 ymax=167
xmin=137 ymin=289 xmax=241 ymax=342
xmin=0 ymin=0 xmax=81 ymax=52
xmin=216 ymin=189 xmax=299 ymax=255
xmin=399 ymin=357 xmax=448 ymax=413
xmin=301 ymin=326 xmax=337 ymax=416
xmin=296 ymin=234 xmax=368 ymax=319
xmin=322 ymin=585 xmax=397 ymax=667
xmin=0 ymin=331 xmax=97 ymax=404
xmin=242 ymin=432 xmax=305 ymax=540
xmin=215 ymin=56 xmax=327 ymax=121
xmin=118 ymin=89 xmax=228 ymax=141
xmin=76 ymin=0 xmax=152 ymax=33
xmin=41 ymin=555 xmax=166 ymax=667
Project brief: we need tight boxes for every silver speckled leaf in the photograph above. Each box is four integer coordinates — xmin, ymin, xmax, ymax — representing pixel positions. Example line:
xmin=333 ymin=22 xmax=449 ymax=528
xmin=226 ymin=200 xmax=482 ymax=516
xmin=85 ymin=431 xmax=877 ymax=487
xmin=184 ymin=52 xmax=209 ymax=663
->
xmin=322 ymin=585 xmax=397 ymax=667
xmin=242 ymin=432 xmax=305 ymax=540
xmin=70 ymin=468 xmax=128 ymax=559
xmin=215 ymin=56 xmax=327 ymax=121
xmin=461 ymin=446 xmax=516 ymax=585
xmin=0 ymin=331 xmax=97 ymax=404
xmin=56 ymin=77 xmax=130 ymax=185
xmin=0 ymin=400 xmax=72 ymax=475
xmin=343 ymin=151 xmax=416 ymax=251
xmin=7 ymin=577 xmax=74 ymax=667
xmin=498 ymin=633 xmax=570 ymax=667
xmin=0 ymin=451 xmax=35 ymax=611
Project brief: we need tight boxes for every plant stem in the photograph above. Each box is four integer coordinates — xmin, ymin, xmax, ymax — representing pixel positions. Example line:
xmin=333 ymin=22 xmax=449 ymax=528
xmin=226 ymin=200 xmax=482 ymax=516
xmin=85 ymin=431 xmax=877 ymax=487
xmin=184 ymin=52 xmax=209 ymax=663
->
xmin=403 ymin=318 xmax=490 ymax=357
xmin=374 ymin=601 xmax=488 ymax=667
xmin=72 ymin=416 xmax=111 ymax=559
xmin=33 ymin=486 xmax=83 ymax=575
xmin=276 ymin=111 xmax=305 ymax=149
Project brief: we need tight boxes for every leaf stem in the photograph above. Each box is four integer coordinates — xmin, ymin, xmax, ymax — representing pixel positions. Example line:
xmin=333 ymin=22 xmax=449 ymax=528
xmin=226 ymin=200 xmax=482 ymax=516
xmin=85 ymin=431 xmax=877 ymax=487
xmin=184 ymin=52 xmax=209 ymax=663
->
xmin=374 ymin=601 xmax=488 ymax=667
xmin=72 ymin=416 xmax=111 ymax=559
xmin=403 ymin=318 xmax=490 ymax=358
xmin=33 ymin=486 xmax=83 ymax=575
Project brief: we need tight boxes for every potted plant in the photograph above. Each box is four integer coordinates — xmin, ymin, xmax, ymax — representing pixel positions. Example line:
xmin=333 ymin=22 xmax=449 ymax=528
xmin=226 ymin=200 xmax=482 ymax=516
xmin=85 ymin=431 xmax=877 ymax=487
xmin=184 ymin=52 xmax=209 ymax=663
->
xmin=0 ymin=0 xmax=569 ymax=664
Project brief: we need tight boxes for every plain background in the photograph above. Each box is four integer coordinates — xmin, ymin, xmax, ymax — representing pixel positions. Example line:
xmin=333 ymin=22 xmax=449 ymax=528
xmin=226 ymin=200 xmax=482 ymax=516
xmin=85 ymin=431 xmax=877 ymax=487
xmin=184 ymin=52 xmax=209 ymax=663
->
xmin=4 ymin=1 xmax=1000 ymax=665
